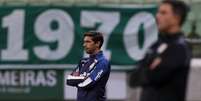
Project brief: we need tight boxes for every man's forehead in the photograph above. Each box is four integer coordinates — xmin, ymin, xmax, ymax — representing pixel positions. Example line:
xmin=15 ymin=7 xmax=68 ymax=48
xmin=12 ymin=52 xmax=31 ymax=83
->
xmin=158 ymin=3 xmax=175 ymax=16
xmin=84 ymin=36 xmax=93 ymax=41
xmin=159 ymin=3 xmax=172 ymax=11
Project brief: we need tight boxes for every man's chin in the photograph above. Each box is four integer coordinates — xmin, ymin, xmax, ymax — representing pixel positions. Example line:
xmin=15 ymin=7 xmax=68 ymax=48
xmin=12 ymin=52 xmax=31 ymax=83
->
xmin=158 ymin=26 xmax=170 ymax=33
xmin=158 ymin=28 xmax=166 ymax=33
xmin=85 ymin=51 xmax=92 ymax=54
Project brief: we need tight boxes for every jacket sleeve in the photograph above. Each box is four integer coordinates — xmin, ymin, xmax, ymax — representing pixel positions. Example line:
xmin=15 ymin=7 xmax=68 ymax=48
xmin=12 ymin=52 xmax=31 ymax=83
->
xmin=77 ymin=60 xmax=110 ymax=89
xmin=66 ymin=60 xmax=85 ymax=87
xmin=145 ymin=44 xmax=190 ymax=86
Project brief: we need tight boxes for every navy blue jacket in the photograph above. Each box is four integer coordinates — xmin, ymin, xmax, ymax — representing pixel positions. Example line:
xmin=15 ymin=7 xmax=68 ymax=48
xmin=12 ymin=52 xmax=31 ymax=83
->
xmin=67 ymin=51 xmax=111 ymax=101
xmin=140 ymin=32 xmax=191 ymax=101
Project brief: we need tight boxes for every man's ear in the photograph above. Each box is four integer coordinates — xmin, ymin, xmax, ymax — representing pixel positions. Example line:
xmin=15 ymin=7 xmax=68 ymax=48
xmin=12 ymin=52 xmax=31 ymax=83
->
xmin=174 ymin=15 xmax=181 ymax=26
xmin=95 ymin=41 xmax=101 ymax=48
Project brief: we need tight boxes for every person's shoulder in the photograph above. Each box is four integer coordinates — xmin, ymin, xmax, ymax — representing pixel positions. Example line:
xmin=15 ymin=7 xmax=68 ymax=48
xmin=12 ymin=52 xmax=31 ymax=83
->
xmin=173 ymin=35 xmax=189 ymax=48
xmin=98 ymin=55 xmax=110 ymax=66
xmin=172 ymin=33 xmax=188 ymax=48
xmin=174 ymin=36 xmax=191 ymax=54
xmin=102 ymin=57 xmax=110 ymax=64
xmin=178 ymin=36 xmax=187 ymax=44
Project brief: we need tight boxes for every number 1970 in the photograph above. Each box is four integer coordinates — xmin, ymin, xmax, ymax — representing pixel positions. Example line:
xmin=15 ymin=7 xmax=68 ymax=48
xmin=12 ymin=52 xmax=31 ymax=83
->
xmin=1 ymin=9 xmax=158 ymax=62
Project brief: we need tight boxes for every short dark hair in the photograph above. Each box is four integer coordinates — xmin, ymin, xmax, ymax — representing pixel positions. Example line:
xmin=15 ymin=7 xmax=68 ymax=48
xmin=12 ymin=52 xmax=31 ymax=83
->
xmin=162 ymin=0 xmax=190 ymax=26
xmin=84 ymin=31 xmax=104 ymax=48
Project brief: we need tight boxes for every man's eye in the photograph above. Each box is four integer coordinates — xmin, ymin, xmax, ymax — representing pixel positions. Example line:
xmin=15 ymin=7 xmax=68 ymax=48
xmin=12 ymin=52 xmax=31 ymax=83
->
xmin=85 ymin=41 xmax=90 ymax=43
xmin=161 ymin=11 xmax=166 ymax=15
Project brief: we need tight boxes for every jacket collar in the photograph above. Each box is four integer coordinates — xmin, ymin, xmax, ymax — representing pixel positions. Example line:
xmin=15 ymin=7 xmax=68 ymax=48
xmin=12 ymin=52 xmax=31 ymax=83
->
xmin=89 ymin=51 xmax=103 ymax=59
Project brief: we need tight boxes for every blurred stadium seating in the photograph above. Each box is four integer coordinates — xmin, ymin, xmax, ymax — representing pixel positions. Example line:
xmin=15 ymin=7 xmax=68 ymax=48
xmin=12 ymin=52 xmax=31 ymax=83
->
xmin=0 ymin=0 xmax=200 ymax=5
xmin=0 ymin=0 xmax=200 ymax=34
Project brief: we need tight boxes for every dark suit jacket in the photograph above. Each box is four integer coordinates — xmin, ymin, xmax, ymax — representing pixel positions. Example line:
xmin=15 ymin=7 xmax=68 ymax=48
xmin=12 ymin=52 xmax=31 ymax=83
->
xmin=140 ymin=32 xmax=191 ymax=101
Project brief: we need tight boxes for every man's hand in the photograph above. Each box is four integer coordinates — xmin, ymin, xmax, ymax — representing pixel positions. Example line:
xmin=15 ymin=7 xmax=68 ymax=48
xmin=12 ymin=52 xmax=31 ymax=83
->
xmin=72 ymin=72 xmax=80 ymax=76
xmin=149 ymin=57 xmax=162 ymax=70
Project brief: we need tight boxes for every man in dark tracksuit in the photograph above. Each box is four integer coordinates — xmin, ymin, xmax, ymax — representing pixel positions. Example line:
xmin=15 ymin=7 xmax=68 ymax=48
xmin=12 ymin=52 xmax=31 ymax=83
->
xmin=67 ymin=31 xmax=111 ymax=101
xmin=139 ymin=0 xmax=191 ymax=101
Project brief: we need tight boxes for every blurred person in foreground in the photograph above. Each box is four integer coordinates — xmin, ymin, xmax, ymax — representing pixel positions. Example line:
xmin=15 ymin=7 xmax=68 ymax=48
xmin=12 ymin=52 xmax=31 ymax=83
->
xmin=66 ymin=31 xmax=111 ymax=101
xmin=139 ymin=0 xmax=191 ymax=101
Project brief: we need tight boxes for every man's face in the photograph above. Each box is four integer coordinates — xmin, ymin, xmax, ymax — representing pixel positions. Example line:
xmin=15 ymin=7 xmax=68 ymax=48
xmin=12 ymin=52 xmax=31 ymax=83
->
xmin=83 ymin=36 xmax=99 ymax=54
xmin=156 ymin=3 xmax=179 ymax=33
